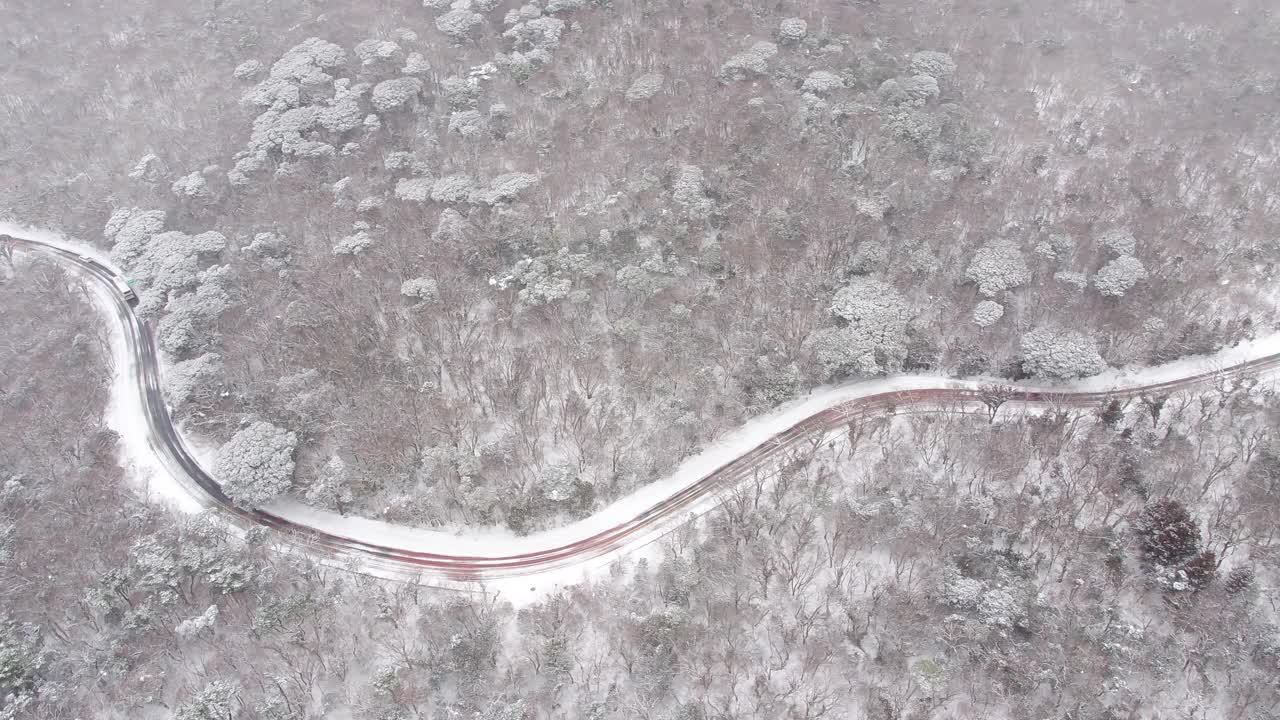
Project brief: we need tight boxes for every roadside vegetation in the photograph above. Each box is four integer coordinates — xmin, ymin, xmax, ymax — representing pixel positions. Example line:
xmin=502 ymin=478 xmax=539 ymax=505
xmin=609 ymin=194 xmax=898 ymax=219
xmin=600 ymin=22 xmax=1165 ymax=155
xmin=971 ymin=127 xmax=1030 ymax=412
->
xmin=4 ymin=0 xmax=1280 ymax=716
xmin=4 ymin=0 xmax=1279 ymax=530
xmin=1 ymin=268 xmax=1277 ymax=717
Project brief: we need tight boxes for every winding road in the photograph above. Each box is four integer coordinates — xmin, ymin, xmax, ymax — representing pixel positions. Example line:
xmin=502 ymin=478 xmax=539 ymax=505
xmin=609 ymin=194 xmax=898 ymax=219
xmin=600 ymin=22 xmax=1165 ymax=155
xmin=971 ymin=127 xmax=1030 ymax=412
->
xmin=6 ymin=231 xmax=1279 ymax=582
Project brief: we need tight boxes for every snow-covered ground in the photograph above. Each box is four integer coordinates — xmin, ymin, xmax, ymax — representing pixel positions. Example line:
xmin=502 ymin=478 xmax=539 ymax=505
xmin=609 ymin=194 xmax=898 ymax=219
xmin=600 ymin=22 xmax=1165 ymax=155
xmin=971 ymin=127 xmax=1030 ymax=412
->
xmin=12 ymin=221 xmax=1280 ymax=599
xmin=3 ymin=220 xmax=202 ymax=512
xmin=92 ymin=276 xmax=205 ymax=514
xmin=0 ymin=219 xmax=120 ymax=272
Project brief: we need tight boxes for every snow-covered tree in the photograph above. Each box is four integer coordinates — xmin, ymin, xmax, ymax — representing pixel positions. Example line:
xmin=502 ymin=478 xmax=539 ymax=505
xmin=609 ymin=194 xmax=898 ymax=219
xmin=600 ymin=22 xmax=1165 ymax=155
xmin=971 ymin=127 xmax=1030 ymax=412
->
xmin=830 ymin=277 xmax=911 ymax=331
xmin=477 ymin=173 xmax=540 ymax=205
xmin=1054 ymin=270 xmax=1088 ymax=291
xmin=432 ymin=175 xmax=477 ymax=204
xmin=433 ymin=208 xmax=469 ymax=245
xmin=0 ymin=616 xmax=43 ymax=709
xmin=165 ymin=352 xmax=223 ymax=406
xmin=128 ymin=534 xmax=181 ymax=605
xmin=305 ymin=455 xmax=353 ymax=513
xmin=1135 ymin=499 xmax=1201 ymax=567
xmin=175 ymin=604 xmax=220 ymax=639
xmin=972 ymin=300 xmax=1004 ymax=327
xmin=214 ymin=421 xmax=297 ymax=508
xmin=801 ymin=70 xmax=844 ymax=95
xmin=395 ymin=177 xmax=433 ymax=203
xmin=440 ymin=75 xmax=481 ymax=108
xmin=117 ymin=229 xmax=227 ymax=299
xmin=545 ymin=0 xmax=582 ymax=12
xmin=128 ymin=153 xmax=168 ymax=183
xmin=156 ymin=266 xmax=235 ymax=353
xmin=965 ymin=240 xmax=1030 ymax=297
xmin=495 ymin=250 xmax=593 ymax=306
xmin=879 ymin=76 xmax=940 ymax=108
xmin=354 ymin=38 xmax=402 ymax=67
xmin=1019 ymin=327 xmax=1105 ymax=379
xmin=615 ymin=263 xmax=675 ymax=297
xmin=400 ymin=277 xmax=440 ymax=302
xmin=242 ymin=37 xmax=346 ymax=111
xmin=232 ymin=59 xmax=263 ymax=81
xmin=332 ymin=230 xmax=374 ymax=256
xmin=539 ymin=464 xmax=574 ymax=503
xmin=625 ymin=72 xmax=664 ymax=102
xmin=174 ymin=680 xmax=237 ymax=720
xmin=448 ymin=109 xmax=490 ymax=138
xmin=672 ymin=164 xmax=713 ymax=216
xmin=1099 ymin=228 xmax=1137 ymax=256
xmin=504 ymin=16 xmax=566 ymax=51
xmin=106 ymin=208 xmax=168 ymax=268
xmin=402 ymin=51 xmax=431 ymax=75
xmin=437 ymin=9 xmax=483 ymax=42
xmin=243 ymin=231 xmax=290 ymax=268
xmin=901 ymin=74 xmax=941 ymax=104
xmin=1093 ymin=255 xmax=1147 ymax=297
xmin=807 ymin=277 xmax=913 ymax=377
xmin=370 ymin=77 xmax=421 ymax=113
xmin=718 ymin=41 xmax=778 ymax=81
xmin=171 ymin=171 xmax=212 ymax=200
xmin=777 ymin=18 xmax=808 ymax=44
xmin=910 ymin=50 xmax=957 ymax=80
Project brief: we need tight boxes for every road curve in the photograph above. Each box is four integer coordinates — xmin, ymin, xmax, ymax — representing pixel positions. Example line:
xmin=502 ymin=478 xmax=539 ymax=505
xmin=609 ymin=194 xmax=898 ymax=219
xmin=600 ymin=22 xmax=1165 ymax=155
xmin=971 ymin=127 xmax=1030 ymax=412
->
xmin=6 ymin=233 xmax=1279 ymax=580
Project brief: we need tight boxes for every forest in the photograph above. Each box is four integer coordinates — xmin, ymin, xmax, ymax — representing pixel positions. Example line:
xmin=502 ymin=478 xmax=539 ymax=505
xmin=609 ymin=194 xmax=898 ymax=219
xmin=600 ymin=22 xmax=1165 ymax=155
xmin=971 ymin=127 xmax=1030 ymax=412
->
xmin=3 ymin=0 xmax=1280 ymax=716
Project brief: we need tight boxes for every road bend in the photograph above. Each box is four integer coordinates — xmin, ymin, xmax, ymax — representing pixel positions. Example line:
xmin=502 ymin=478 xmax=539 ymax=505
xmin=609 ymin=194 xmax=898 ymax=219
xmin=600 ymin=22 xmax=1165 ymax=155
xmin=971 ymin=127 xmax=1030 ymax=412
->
xmin=6 ymin=234 xmax=1278 ymax=580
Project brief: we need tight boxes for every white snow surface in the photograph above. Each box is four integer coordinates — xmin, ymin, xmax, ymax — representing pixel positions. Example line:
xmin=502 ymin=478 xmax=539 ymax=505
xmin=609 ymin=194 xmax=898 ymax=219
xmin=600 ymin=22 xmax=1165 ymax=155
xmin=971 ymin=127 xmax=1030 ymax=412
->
xmin=96 ymin=278 xmax=205 ymax=514
xmin=11 ymin=220 xmax=1280 ymax=598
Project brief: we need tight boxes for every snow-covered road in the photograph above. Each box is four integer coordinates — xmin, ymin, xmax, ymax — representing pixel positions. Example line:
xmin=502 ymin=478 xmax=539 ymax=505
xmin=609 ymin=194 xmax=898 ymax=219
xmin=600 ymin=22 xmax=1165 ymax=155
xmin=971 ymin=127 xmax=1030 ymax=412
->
xmin=6 ymin=222 xmax=1280 ymax=597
